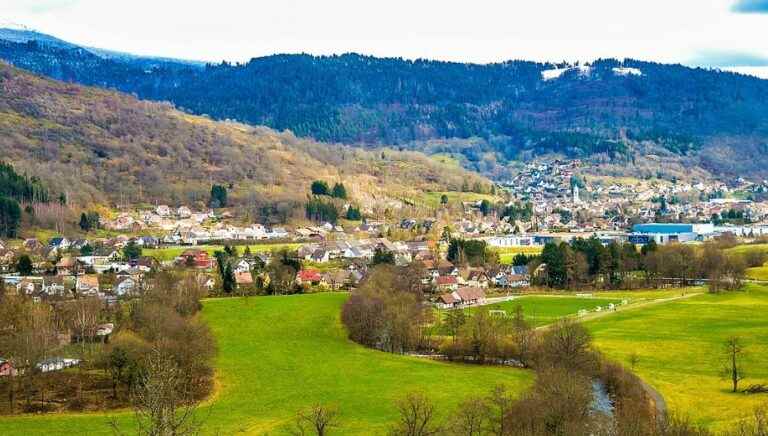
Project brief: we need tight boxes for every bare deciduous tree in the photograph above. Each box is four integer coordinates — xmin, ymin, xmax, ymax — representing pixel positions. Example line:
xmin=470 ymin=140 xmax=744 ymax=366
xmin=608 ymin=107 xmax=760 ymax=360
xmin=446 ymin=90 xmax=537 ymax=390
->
xmin=447 ymin=396 xmax=487 ymax=436
xmin=722 ymin=336 xmax=746 ymax=393
xmin=486 ymin=385 xmax=514 ymax=436
xmin=291 ymin=404 xmax=340 ymax=436
xmin=389 ymin=392 xmax=441 ymax=436
xmin=114 ymin=348 xmax=202 ymax=436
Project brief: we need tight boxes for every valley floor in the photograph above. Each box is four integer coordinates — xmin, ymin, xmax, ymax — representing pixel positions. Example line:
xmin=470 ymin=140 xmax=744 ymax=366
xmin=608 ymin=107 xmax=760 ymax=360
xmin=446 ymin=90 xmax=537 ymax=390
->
xmin=586 ymin=283 xmax=768 ymax=432
xmin=0 ymin=293 xmax=532 ymax=435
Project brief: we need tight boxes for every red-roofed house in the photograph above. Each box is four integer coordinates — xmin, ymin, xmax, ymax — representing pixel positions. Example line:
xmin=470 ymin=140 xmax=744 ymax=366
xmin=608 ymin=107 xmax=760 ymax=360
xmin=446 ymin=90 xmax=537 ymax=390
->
xmin=177 ymin=249 xmax=214 ymax=269
xmin=235 ymin=271 xmax=254 ymax=290
xmin=437 ymin=287 xmax=486 ymax=309
xmin=435 ymin=275 xmax=458 ymax=291
xmin=296 ymin=269 xmax=324 ymax=286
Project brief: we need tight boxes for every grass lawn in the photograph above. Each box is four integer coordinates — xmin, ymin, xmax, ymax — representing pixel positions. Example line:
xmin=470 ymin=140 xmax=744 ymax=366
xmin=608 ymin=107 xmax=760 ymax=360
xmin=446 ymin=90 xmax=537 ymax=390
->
xmin=727 ymin=243 xmax=768 ymax=255
xmin=0 ymin=293 xmax=531 ymax=435
xmin=493 ymin=246 xmax=543 ymax=264
xmin=480 ymin=295 xmax=622 ymax=327
xmin=746 ymin=265 xmax=768 ymax=281
xmin=144 ymin=243 xmax=301 ymax=261
xmin=432 ymin=295 xmax=622 ymax=329
xmin=586 ymin=283 xmax=768 ymax=432
xmin=596 ymin=288 xmax=702 ymax=301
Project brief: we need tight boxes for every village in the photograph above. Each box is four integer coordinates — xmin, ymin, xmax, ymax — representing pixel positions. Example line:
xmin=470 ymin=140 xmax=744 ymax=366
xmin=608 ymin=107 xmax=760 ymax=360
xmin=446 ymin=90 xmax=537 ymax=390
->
xmin=2 ymin=160 xmax=768 ymax=308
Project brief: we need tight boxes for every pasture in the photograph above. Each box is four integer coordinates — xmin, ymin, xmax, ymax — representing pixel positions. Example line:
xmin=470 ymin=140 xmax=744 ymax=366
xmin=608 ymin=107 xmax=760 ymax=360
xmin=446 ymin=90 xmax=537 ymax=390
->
xmin=586 ymin=283 xmax=768 ymax=432
xmin=0 ymin=293 xmax=532 ymax=435
xmin=143 ymin=242 xmax=301 ymax=261
xmin=726 ymin=244 xmax=768 ymax=281
xmin=479 ymin=295 xmax=622 ymax=326
xmin=493 ymin=246 xmax=543 ymax=264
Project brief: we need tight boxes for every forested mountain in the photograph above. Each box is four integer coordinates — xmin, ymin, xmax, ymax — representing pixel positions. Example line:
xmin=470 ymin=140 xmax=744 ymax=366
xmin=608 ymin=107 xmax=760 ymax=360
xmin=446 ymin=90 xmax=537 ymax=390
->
xmin=2 ymin=28 xmax=768 ymax=179
xmin=0 ymin=62 xmax=485 ymax=210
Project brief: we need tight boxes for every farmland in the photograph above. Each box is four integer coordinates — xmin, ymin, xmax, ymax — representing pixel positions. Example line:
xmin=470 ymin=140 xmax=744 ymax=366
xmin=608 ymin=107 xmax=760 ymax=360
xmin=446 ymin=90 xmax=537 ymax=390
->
xmin=586 ymin=283 xmax=768 ymax=432
xmin=476 ymin=295 xmax=622 ymax=327
xmin=0 ymin=293 xmax=532 ymax=435
xmin=143 ymin=242 xmax=301 ymax=262
xmin=493 ymin=245 xmax=544 ymax=264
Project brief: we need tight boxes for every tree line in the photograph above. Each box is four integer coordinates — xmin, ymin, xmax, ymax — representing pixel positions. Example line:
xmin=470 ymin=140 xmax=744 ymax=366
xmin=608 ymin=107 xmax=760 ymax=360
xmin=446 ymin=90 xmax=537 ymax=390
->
xmin=0 ymin=162 xmax=50 ymax=237
xmin=530 ymin=236 xmax=759 ymax=292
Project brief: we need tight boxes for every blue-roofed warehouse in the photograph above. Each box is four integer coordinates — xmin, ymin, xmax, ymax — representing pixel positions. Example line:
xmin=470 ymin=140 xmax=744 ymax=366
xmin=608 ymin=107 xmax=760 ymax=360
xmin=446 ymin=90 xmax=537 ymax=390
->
xmin=629 ymin=223 xmax=714 ymax=245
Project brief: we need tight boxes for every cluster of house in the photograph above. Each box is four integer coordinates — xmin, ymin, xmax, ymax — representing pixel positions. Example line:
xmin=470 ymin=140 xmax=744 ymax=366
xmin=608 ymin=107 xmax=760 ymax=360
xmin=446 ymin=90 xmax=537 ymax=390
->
xmin=103 ymin=205 xmax=213 ymax=232
xmin=297 ymin=238 xmax=431 ymax=265
xmin=0 ymin=234 xmax=163 ymax=301
xmin=0 ymin=323 xmax=115 ymax=377
xmin=488 ymin=159 xmax=768 ymax=236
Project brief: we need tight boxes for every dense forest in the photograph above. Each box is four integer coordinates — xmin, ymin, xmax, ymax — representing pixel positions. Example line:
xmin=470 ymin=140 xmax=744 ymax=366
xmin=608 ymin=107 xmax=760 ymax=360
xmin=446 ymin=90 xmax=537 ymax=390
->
xmin=2 ymin=30 xmax=768 ymax=178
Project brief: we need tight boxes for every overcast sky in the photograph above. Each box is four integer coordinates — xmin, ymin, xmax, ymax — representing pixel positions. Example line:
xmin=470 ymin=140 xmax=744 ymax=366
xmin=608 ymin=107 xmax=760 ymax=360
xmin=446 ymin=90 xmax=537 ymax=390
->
xmin=2 ymin=0 xmax=768 ymax=71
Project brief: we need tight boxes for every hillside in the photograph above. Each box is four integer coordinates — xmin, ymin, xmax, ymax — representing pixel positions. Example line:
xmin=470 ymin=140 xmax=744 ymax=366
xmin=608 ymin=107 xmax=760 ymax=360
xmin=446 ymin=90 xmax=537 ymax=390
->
xmin=0 ymin=62 xmax=487 ymax=209
xmin=2 ymin=29 xmax=768 ymax=180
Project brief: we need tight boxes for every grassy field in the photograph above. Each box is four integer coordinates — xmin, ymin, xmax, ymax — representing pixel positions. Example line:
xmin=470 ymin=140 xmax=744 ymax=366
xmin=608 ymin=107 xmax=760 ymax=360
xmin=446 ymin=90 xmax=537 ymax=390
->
xmin=746 ymin=265 xmax=768 ymax=280
xmin=493 ymin=246 xmax=543 ymax=264
xmin=479 ymin=295 xmax=622 ymax=327
xmin=433 ymin=295 xmax=622 ymax=329
xmin=586 ymin=284 xmax=768 ymax=432
xmin=725 ymin=244 xmax=768 ymax=281
xmin=727 ymin=243 xmax=768 ymax=255
xmin=143 ymin=243 xmax=301 ymax=261
xmin=0 ymin=293 xmax=532 ymax=435
xmin=596 ymin=288 xmax=701 ymax=301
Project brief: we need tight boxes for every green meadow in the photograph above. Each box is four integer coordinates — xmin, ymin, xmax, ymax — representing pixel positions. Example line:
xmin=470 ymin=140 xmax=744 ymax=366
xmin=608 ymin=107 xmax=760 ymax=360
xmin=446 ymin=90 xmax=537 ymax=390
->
xmin=586 ymin=284 xmax=768 ymax=432
xmin=432 ymin=294 xmax=622 ymax=329
xmin=494 ymin=246 xmax=543 ymax=264
xmin=481 ymin=295 xmax=622 ymax=327
xmin=0 ymin=293 xmax=532 ymax=435
xmin=727 ymin=244 xmax=768 ymax=281
xmin=143 ymin=242 xmax=301 ymax=261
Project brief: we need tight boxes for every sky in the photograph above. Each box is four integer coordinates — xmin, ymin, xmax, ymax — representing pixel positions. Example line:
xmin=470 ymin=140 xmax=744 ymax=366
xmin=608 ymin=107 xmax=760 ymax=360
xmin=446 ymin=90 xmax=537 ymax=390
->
xmin=1 ymin=0 xmax=768 ymax=75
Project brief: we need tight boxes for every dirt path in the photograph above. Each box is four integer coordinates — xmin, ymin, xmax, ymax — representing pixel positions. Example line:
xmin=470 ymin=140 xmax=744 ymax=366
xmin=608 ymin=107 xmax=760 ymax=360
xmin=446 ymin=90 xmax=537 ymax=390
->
xmin=535 ymin=291 xmax=704 ymax=331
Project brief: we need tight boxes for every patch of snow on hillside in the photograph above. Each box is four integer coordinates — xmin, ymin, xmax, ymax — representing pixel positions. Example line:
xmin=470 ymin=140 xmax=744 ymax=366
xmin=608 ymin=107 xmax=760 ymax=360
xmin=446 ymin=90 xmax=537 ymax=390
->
xmin=577 ymin=65 xmax=592 ymax=77
xmin=541 ymin=68 xmax=568 ymax=81
xmin=613 ymin=67 xmax=642 ymax=76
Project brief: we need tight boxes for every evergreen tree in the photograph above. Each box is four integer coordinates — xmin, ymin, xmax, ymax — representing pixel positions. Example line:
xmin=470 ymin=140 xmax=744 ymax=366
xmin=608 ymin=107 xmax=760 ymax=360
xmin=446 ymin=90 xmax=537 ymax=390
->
xmin=311 ymin=180 xmax=330 ymax=196
xmin=345 ymin=205 xmax=362 ymax=221
xmin=223 ymin=263 xmax=235 ymax=293
xmin=539 ymin=242 xmax=566 ymax=288
xmin=209 ymin=184 xmax=228 ymax=208
xmin=331 ymin=183 xmax=347 ymax=199
xmin=16 ymin=254 xmax=33 ymax=275
xmin=79 ymin=212 xmax=90 ymax=231
xmin=123 ymin=241 xmax=142 ymax=260
xmin=479 ymin=199 xmax=492 ymax=216
xmin=0 ymin=196 xmax=22 ymax=238
xmin=305 ymin=198 xmax=339 ymax=224
xmin=372 ymin=248 xmax=395 ymax=265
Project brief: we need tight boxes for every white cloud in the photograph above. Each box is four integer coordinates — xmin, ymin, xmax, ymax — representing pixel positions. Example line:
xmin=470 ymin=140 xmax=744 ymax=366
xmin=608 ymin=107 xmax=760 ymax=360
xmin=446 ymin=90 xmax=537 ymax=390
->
xmin=1 ymin=0 xmax=766 ymax=66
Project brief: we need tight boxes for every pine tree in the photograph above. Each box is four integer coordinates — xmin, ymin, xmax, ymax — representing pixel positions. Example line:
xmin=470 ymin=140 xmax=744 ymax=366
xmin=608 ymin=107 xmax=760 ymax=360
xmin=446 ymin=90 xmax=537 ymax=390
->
xmin=16 ymin=254 xmax=33 ymax=275
xmin=79 ymin=213 xmax=91 ymax=231
xmin=0 ymin=196 xmax=22 ymax=238
xmin=331 ymin=183 xmax=347 ymax=199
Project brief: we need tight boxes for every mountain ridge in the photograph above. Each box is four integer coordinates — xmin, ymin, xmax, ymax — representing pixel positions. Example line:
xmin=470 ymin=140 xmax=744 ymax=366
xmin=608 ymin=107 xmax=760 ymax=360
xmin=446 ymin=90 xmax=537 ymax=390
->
xmin=2 ymin=28 xmax=768 ymax=181
xmin=0 ymin=62 xmax=487 ymax=213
